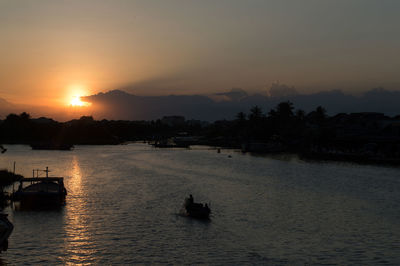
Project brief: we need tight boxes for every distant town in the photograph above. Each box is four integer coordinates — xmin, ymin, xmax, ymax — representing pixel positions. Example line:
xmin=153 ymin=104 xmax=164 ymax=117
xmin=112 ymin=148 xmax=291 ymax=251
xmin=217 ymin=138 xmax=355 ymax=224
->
xmin=1 ymin=101 xmax=400 ymax=165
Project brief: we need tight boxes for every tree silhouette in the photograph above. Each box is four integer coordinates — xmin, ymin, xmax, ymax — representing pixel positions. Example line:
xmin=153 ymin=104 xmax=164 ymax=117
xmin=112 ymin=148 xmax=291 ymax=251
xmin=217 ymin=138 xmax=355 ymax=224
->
xmin=315 ymin=106 xmax=327 ymax=122
xmin=19 ymin=112 xmax=31 ymax=121
xmin=266 ymin=101 xmax=296 ymax=141
xmin=276 ymin=101 xmax=294 ymax=119
xmin=1 ymin=113 xmax=33 ymax=143
xmin=307 ymin=106 xmax=327 ymax=126
xmin=249 ymin=106 xmax=263 ymax=120
xmin=235 ymin=111 xmax=247 ymax=122
xmin=296 ymin=109 xmax=305 ymax=121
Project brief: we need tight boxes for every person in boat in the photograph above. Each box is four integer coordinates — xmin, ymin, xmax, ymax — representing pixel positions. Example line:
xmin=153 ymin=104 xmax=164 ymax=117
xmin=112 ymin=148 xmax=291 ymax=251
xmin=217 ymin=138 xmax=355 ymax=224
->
xmin=184 ymin=194 xmax=193 ymax=208
xmin=205 ymin=203 xmax=210 ymax=212
xmin=189 ymin=194 xmax=193 ymax=205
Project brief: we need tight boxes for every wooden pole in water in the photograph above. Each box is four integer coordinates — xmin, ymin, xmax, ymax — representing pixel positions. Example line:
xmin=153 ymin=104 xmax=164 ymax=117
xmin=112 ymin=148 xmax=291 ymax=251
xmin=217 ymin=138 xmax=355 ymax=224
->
xmin=12 ymin=162 xmax=15 ymax=192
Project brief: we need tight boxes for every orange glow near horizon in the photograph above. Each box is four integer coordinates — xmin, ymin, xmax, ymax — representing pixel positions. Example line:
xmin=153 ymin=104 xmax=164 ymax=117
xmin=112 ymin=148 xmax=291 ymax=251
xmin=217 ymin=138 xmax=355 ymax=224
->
xmin=70 ymin=96 xmax=90 ymax=107
xmin=66 ymin=84 xmax=92 ymax=107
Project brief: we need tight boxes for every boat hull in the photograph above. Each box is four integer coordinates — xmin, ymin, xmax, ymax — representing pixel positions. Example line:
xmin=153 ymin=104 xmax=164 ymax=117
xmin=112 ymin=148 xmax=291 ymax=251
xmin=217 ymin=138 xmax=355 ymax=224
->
xmin=12 ymin=178 xmax=67 ymax=209
xmin=183 ymin=200 xmax=211 ymax=219
xmin=0 ymin=214 xmax=13 ymax=252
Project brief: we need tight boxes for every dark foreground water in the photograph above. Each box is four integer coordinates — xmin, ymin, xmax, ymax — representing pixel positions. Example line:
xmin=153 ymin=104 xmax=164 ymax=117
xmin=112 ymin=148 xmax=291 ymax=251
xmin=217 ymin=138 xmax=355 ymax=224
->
xmin=0 ymin=144 xmax=399 ymax=265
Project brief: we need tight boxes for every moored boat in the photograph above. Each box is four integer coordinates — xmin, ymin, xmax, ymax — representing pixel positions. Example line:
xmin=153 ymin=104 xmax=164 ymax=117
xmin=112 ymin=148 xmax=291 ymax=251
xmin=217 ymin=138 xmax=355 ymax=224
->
xmin=151 ymin=138 xmax=190 ymax=148
xmin=12 ymin=167 xmax=67 ymax=208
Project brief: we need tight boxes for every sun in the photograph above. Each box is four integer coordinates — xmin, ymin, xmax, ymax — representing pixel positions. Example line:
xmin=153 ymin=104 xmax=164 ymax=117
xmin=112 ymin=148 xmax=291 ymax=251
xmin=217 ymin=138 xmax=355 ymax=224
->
xmin=66 ymin=84 xmax=92 ymax=107
xmin=70 ymin=96 xmax=85 ymax=107
xmin=69 ymin=95 xmax=91 ymax=107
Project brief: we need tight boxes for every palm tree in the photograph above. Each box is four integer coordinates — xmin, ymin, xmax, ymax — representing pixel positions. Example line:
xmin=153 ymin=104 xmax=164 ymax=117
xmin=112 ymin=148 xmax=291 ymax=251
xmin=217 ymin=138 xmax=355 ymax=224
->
xmin=249 ymin=106 xmax=263 ymax=120
xmin=235 ymin=111 xmax=247 ymax=122
xmin=276 ymin=101 xmax=294 ymax=119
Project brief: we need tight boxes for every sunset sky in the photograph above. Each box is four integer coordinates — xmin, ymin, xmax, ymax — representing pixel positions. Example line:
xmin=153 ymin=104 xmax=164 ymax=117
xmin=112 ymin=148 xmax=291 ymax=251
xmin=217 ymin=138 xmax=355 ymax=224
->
xmin=1 ymin=0 xmax=400 ymax=107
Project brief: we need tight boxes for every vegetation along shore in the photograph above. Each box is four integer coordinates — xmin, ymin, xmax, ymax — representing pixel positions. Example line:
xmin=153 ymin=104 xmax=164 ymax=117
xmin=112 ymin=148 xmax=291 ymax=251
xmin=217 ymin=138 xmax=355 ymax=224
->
xmin=1 ymin=101 xmax=399 ymax=165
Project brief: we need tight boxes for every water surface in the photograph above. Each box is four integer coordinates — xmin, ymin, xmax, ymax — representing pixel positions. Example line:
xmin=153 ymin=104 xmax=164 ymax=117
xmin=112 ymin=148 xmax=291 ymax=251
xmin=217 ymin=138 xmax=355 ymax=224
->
xmin=0 ymin=144 xmax=399 ymax=264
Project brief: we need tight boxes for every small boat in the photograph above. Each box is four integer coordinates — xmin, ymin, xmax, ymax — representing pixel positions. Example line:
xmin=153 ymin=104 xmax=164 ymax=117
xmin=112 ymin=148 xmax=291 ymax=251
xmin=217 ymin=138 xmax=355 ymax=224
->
xmin=182 ymin=195 xmax=211 ymax=219
xmin=12 ymin=167 xmax=67 ymax=208
xmin=151 ymin=138 xmax=189 ymax=148
xmin=0 ymin=214 xmax=13 ymax=252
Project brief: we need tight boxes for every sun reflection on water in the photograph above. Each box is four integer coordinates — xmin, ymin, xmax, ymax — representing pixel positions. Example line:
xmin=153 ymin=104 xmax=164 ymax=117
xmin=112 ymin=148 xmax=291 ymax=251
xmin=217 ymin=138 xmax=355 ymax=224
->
xmin=64 ymin=156 xmax=97 ymax=264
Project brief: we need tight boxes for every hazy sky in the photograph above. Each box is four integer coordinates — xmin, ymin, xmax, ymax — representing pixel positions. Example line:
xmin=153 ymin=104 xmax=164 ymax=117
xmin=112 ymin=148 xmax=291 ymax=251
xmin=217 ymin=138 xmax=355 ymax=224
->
xmin=1 ymin=0 xmax=400 ymax=106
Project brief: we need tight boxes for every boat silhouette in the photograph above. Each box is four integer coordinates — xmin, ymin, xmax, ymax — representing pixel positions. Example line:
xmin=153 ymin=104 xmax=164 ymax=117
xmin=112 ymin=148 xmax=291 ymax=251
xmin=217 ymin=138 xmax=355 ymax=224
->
xmin=12 ymin=167 xmax=67 ymax=209
xmin=182 ymin=195 xmax=211 ymax=219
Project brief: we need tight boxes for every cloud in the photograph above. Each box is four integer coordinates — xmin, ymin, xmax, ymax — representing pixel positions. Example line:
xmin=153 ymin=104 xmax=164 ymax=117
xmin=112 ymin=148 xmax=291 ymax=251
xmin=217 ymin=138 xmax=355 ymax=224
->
xmin=268 ymin=82 xmax=298 ymax=98
xmin=117 ymin=76 xmax=190 ymax=96
xmin=2 ymin=87 xmax=400 ymax=122
xmin=83 ymin=87 xmax=400 ymax=121
xmin=212 ymin=88 xmax=248 ymax=102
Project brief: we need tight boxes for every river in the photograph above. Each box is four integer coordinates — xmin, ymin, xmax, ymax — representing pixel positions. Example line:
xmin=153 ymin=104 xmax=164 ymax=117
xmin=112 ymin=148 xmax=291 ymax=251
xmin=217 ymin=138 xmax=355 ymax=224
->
xmin=0 ymin=144 xmax=399 ymax=265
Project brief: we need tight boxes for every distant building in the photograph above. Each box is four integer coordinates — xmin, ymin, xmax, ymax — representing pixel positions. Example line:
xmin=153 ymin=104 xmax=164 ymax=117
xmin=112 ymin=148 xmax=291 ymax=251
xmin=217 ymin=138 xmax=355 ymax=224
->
xmin=161 ymin=116 xmax=185 ymax=127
